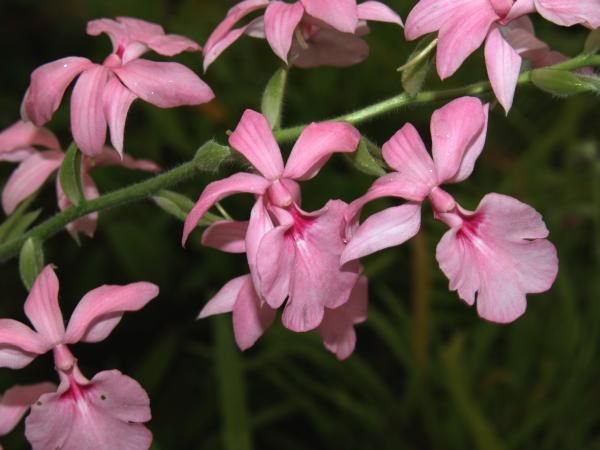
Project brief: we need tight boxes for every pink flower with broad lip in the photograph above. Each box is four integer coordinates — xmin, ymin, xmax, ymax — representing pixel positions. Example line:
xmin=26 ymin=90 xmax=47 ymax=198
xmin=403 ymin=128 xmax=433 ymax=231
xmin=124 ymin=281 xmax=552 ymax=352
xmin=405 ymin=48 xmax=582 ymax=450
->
xmin=0 ymin=265 xmax=159 ymax=450
xmin=0 ymin=120 xmax=160 ymax=238
xmin=404 ymin=0 xmax=600 ymax=112
xmin=202 ymin=0 xmax=402 ymax=70
xmin=21 ymin=17 xmax=214 ymax=157
xmin=183 ymin=109 xmax=362 ymax=332
xmin=341 ymin=97 xmax=558 ymax=323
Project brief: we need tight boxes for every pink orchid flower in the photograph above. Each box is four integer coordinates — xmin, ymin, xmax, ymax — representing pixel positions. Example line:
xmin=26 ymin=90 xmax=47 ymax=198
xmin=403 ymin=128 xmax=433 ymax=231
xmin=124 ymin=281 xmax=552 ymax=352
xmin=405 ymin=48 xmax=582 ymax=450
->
xmin=0 ymin=120 xmax=160 ymax=238
xmin=21 ymin=17 xmax=214 ymax=157
xmin=341 ymin=97 xmax=558 ymax=323
xmin=404 ymin=0 xmax=599 ymax=112
xmin=183 ymin=109 xmax=362 ymax=332
xmin=203 ymin=0 xmax=402 ymax=70
xmin=0 ymin=265 xmax=159 ymax=450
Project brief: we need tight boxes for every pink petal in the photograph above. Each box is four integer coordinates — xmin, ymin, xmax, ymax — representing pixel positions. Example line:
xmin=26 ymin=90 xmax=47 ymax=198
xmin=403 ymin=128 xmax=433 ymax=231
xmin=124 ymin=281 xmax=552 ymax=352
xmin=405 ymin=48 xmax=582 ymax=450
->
xmin=232 ymin=277 xmax=276 ymax=350
xmin=146 ymin=34 xmax=201 ymax=56
xmin=430 ymin=97 xmax=487 ymax=184
xmin=64 ymin=282 xmax=159 ymax=344
xmin=245 ymin=198 xmax=275 ymax=294
xmin=256 ymin=224 xmax=295 ymax=309
xmin=70 ymin=65 xmax=109 ymax=156
xmin=92 ymin=146 xmax=160 ymax=172
xmin=300 ymin=0 xmax=358 ymax=33
xmin=341 ymin=203 xmax=422 ymax=264
xmin=229 ymin=109 xmax=284 ymax=179
xmin=318 ymin=275 xmax=368 ymax=360
xmin=87 ymin=18 xmax=129 ymax=53
xmin=22 ymin=57 xmax=93 ymax=125
xmin=57 ymin=174 xmax=100 ymax=239
xmin=24 ymin=265 xmax=65 ymax=345
xmin=199 ymin=275 xmax=248 ymax=318
xmin=405 ymin=0 xmax=473 ymax=40
xmin=0 ymin=319 xmax=47 ymax=369
xmin=201 ymin=220 xmax=249 ymax=253
xmin=485 ymin=27 xmax=522 ymax=113
xmin=0 ymin=383 xmax=55 ymax=436
xmin=0 ymin=121 xmax=60 ymax=153
xmin=113 ymin=59 xmax=214 ymax=109
xmin=357 ymin=1 xmax=403 ymax=25
xmin=534 ymin=0 xmax=600 ymax=28
xmin=182 ymin=172 xmax=270 ymax=245
xmin=26 ymin=369 xmax=152 ymax=450
xmin=283 ymin=122 xmax=360 ymax=180
xmin=264 ymin=1 xmax=305 ymax=63
xmin=505 ymin=0 xmax=537 ymax=21
xmin=2 ymin=150 xmax=63 ymax=214
xmin=103 ymin=76 xmax=138 ymax=157
xmin=501 ymin=17 xmax=547 ymax=55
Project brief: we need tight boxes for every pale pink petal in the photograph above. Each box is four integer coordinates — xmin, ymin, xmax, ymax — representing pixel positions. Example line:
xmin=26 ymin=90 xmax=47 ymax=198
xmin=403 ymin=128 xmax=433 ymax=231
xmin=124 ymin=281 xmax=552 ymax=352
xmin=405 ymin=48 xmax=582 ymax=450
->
xmin=116 ymin=17 xmax=164 ymax=40
xmin=182 ymin=172 xmax=270 ymax=245
xmin=203 ymin=27 xmax=249 ymax=71
xmin=264 ymin=1 xmax=305 ymax=63
xmin=199 ymin=275 xmax=248 ymax=318
xmin=92 ymin=146 xmax=160 ymax=172
xmin=2 ymin=150 xmax=63 ymax=214
xmin=256 ymin=224 xmax=295 ymax=308
xmin=146 ymin=34 xmax=201 ymax=56
xmin=0 ymin=121 xmax=60 ymax=153
xmin=23 ymin=57 xmax=93 ymax=125
xmin=232 ymin=277 xmax=276 ymax=350
xmin=300 ymin=0 xmax=358 ymax=33
xmin=24 ymin=265 xmax=65 ymax=345
xmin=87 ymin=18 xmax=128 ymax=52
xmin=430 ymin=97 xmax=487 ymax=183
xmin=534 ymin=0 xmax=600 ymax=28
xmin=64 ymin=282 xmax=159 ymax=344
xmin=283 ymin=122 xmax=360 ymax=180
xmin=103 ymin=76 xmax=138 ymax=157
xmin=405 ymin=0 xmax=475 ymax=40
xmin=202 ymin=220 xmax=248 ymax=253
xmin=485 ymin=28 xmax=522 ymax=113
xmin=245 ymin=198 xmax=275 ymax=294
xmin=113 ymin=59 xmax=214 ymax=108
xmin=341 ymin=203 xmax=422 ymax=264
xmin=318 ymin=275 xmax=368 ymax=360
xmin=501 ymin=17 xmax=547 ymax=55
xmin=0 ymin=148 xmax=35 ymax=163
xmin=505 ymin=0 xmax=537 ymax=21
xmin=57 ymin=174 xmax=100 ymax=239
xmin=357 ymin=1 xmax=403 ymax=25
xmin=290 ymin=27 xmax=369 ymax=68
xmin=229 ymin=109 xmax=284 ymax=179
xmin=0 ymin=383 xmax=55 ymax=436
xmin=70 ymin=65 xmax=109 ymax=156
xmin=26 ymin=369 xmax=152 ymax=450
xmin=0 ymin=319 xmax=47 ymax=369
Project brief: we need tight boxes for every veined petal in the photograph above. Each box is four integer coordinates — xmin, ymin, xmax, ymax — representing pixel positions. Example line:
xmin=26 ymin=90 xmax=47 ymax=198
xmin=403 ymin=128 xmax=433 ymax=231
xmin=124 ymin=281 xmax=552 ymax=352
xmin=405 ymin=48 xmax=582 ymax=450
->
xmin=431 ymin=97 xmax=487 ymax=183
xmin=300 ymin=0 xmax=358 ymax=33
xmin=202 ymin=220 xmax=248 ymax=253
xmin=199 ymin=275 xmax=248 ymax=318
xmin=229 ymin=109 xmax=284 ymax=179
xmin=64 ymin=282 xmax=159 ymax=344
xmin=264 ymin=1 xmax=305 ymax=63
xmin=113 ymin=59 xmax=214 ymax=108
xmin=357 ymin=1 xmax=403 ymax=25
xmin=341 ymin=203 xmax=422 ymax=264
xmin=405 ymin=0 xmax=475 ymax=40
xmin=283 ymin=122 xmax=360 ymax=180
xmin=534 ymin=0 xmax=600 ymax=28
xmin=0 ymin=383 xmax=55 ymax=436
xmin=256 ymin=225 xmax=295 ymax=308
xmin=505 ymin=0 xmax=537 ymax=21
xmin=2 ymin=151 xmax=63 ymax=214
xmin=23 ymin=57 xmax=93 ymax=126
xmin=246 ymin=197 xmax=275 ymax=294
xmin=24 ymin=266 xmax=65 ymax=346
xmin=485 ymin=28 xmax=522 ymax=113
xmin=232 ymin=277 xmax=276 ymax=350
xmin=71 ymin=65 xmax=109 ymax=156
xmin=182 ymin=173 xmax=270 ymax=245
xmin=0 ymin=121 xmax=60 ymax=153
xmin=146 ymin=34 xmax=201 ymax=56
xmin=0 ymin=320 xmax=47 ymax=369
xmin=103 ymin=76 xmax=138 ymax=157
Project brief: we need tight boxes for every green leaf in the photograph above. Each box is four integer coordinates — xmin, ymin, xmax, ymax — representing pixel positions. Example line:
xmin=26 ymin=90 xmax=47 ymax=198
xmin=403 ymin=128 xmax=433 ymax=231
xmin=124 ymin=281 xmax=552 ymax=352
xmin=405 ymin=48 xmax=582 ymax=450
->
xmin=584 ymin=28 xmax=600 ymax=54
xmin=399 ymin=35 xmax=437 ymax=97
xmin=0 ymin=196 xmax=39 ymax=244
xmin=345 ymin=138 xmax=386 ymax=176
xmin=58 ymin=142 xmax=84 ymax=205
xmin=19 ymin=237 xmax=44 ymax=291
xmin=193 ymin=140 xmax=232 ymax=173
xmin=3 ymin=210 xmax=42 ymax=243
xmin=152 ymin=189 xmax=221 ymax=224
xmin=531 ymin=68 xmax=600 ymax=97
xmin=261 ymin=67 xmax=288 ymax=130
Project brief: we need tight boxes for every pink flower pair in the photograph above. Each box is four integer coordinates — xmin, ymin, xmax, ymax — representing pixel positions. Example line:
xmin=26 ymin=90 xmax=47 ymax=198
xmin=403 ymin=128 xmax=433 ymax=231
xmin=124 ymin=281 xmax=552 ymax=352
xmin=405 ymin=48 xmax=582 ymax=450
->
xmin=203 ymin=0 xmax=402 ymax=70
xmin=0 ymin=121 xmax=159 ymax=238
xmin=342 ymin=97 xmax=558 ymax=323
xmin=0 ymin=265 xmax=159 ymax=450
xmin=405 ymin=0 xmax=600 ymax=112
xmin=22 ymin=17 xmax=214 ymax=157
xmin=183 ymin=110 xmax=366 ymax=359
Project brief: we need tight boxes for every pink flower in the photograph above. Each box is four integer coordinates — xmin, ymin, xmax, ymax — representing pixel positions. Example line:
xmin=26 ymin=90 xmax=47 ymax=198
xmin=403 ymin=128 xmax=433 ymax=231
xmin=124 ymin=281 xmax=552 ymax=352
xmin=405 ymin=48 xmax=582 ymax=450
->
xmin=183 ymin=109 xmax=364 ymax=334
xmin=203 ymin=0 xmax=402 ymax=70
xmin=0 ymin=120 xmax=159 ymax=238
xmin=404 ymin=0 xmax=598 ymax=112
xmin=341 ymin=97 xmax=558 ymax=323
xmin=0 ymin=265 xmax=159 ymax=449
xmin=21 ymin=17 xmax=214 ymax=157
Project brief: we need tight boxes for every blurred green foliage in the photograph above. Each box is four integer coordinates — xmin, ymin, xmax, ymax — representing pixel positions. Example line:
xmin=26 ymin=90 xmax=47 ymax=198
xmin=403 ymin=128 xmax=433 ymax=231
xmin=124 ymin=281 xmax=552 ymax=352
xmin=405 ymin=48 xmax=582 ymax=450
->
xmin=0 ymin=1 xmax=599 ymax=449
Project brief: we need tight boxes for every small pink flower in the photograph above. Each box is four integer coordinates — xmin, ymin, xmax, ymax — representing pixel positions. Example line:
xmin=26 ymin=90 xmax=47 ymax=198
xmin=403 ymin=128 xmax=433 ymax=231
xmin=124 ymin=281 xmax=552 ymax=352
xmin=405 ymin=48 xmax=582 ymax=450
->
xmin=21 ymin=17 xmax=214 ymax=156
xmin=0 ymin=265 xmax=159 ymax=449
xmin=203 ymin=0 xmax=402 ymax=70
xmin=0 ymin=120 xmax=159 ymax=238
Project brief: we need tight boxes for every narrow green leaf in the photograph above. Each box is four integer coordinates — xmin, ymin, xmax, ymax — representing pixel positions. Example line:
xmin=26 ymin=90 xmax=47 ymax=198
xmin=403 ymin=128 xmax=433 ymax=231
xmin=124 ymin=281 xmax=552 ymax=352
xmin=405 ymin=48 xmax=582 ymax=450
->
xmin=531 ymin=68 xmax=600 ymax=97
xmin=400 ymin=35 xmax=437 ymax=97
xmin=193 ymin=140 xmax=232 ymax=173
xmin=3 ymin=210 xmax=42 ymax=243
xmin=584 ymin=28 xmax=600 ymax=54
xmin=58 ymin=142 xmax=84 ymax=205
xmin=345 ymin=138 xmax=386 ymax=176
xmin=152 ymin=189 xmax=221 ymax=224
xmin=0 ymin=196 xmax=37 ymax=243
xmin=261 ymin=67 xmax=288 ymax=130
xmin=19 ymin=237 xmax=44 ymax=291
